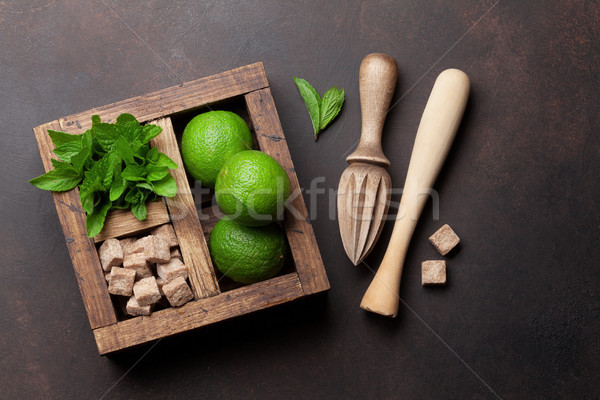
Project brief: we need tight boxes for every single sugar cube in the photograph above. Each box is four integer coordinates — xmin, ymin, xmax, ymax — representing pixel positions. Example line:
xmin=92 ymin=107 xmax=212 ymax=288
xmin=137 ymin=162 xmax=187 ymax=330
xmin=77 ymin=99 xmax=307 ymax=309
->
xmin=126 ymin=296 xmax=152 ymax=316
xmin=162 ymin=276 xmax=194 ymax=307
xmin=108 ymin=267 xmax=136 ymax=296
xmin=429 ymin=224 xmax=460 ymax=256
xmin=149 ymin=236 xmax=171 ymax=263
xmin=129 ymin=235 xmax=171 ymax=263
xmin=98 ymin=238 xmax=123 ymax=272
xmin=170 ymin=248 xmax=182 ymax=261
xmin=133 ymin=277 xmax=162 ymax=306
xmin=119 ymin=237 xmax=137 ymax=256
xmin=421 ymin=260 xmax=447 ymax=286
xmin=151 ymin=224 xmax=179 ymax=248
xmin=156 ymin=258 xmax=188 ymax=282
xmin=123 ymin=252 xmax=153 ymax=279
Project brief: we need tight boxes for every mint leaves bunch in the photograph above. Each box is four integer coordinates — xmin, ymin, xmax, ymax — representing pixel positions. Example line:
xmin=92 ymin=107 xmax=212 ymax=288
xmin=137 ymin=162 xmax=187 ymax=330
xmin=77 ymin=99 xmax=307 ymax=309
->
xmin=30 ymin=114 xmax=178 ymax=237
xmin=293 ymin=77 xmax=345 ymax=141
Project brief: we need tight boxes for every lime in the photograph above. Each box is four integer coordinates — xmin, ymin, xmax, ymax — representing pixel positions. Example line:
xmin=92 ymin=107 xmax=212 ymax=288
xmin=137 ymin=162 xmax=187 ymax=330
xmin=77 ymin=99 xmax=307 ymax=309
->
xmin=215 ymin=150 xmax=291 ymax=227
xmin=180 ymin=111 xmax=253 ymax=188
xmin=209 ymin=217 xmax=287 ymax=284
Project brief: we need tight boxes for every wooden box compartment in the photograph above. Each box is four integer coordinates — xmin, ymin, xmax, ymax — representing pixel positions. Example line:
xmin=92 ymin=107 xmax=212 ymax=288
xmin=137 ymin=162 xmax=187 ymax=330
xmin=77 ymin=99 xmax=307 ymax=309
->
xmin=33 ymin=62 xmax=329 ymax=354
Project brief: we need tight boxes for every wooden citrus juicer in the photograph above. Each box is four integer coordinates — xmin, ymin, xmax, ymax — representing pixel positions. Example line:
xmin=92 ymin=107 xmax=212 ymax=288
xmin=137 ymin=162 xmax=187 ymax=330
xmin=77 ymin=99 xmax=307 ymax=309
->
xmin=337 ymin=53 xmax=398 ymax=265
xmin=360 ymin=68 xmax=470 ymax=317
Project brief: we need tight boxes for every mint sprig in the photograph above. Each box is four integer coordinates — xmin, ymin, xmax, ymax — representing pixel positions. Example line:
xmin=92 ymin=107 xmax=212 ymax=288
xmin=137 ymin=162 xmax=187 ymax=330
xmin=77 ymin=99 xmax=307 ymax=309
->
xmin=30 ymin=114 xmax=178 ymax=237
xmin=293 ymin=77 xmax=345 ymax=141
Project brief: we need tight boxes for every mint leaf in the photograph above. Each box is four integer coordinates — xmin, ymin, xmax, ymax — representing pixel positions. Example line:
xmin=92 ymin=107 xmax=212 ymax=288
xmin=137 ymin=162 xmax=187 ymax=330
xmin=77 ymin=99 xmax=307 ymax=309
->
xmin=294 ymin=77 xmax=345 ymax=140
xmin=114 ymin=135 xmax=134 ymax=164
xmin=146 ymin=164 xmax=169 ymax=181
xmin=71 ymin=146 xmax=91 ymax=172
xmin=109 ymin=174 xmax=127 ymax=201
xmin=125 ymin=186 xmax=150 ymax=205
xmin=119 ymin=120 xmax=142 ymax=143
xmin=132 ymin=140 xmax=149 ymax=161
xmin=152 ymin=174 xmax=177 ymax=197
xmin=79 ymin=169 xmax=104 ymax=214
xmin=146 ymin=147 xmax=159 ymax=163
xmin=103 ymin=152 xmax=121 ymax=188
xmin=153 ymin=153 xmax=178 ymax=169
xmin=78 ymin=151 xmax=119 ymax=213
xmin=293 ymin=77 xmax=321 ymax=136
xmin=135 ymin=182 xmax=154 ymax=191
xmin=140 ymin=124 xmax=162 ymax=144
xmin=116 ymin=113 xmax=138 ymax=124
xmin=48 ymin=130 xmax=81 ymax=147
xmin=71 ymin=130 xmax=92 ymax=172
xmin=131 ymin=201 xmax=147 ymax=220
xmin=92 ymin=122 xmax=119 ymax=151
xmin=86 ymin=198 xmax=112 ymax=237
xmin=294 ymin=77 xmax=321 ymax=108
xmin=53 ymin=140 xmax=83 ymax=163
xmin=29 ymin=165 xmax=81 ymax=191
xmin=122 ymin=164 xmax=146 ymax=181
xmin=320 ymin=86 xmax=345 ymax=131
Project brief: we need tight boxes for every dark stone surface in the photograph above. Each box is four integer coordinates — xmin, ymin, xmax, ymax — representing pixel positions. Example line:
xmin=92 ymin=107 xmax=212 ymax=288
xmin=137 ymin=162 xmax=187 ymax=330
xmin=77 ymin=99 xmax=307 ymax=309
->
xmin=1 ymin=1 xmax=599 ymax=399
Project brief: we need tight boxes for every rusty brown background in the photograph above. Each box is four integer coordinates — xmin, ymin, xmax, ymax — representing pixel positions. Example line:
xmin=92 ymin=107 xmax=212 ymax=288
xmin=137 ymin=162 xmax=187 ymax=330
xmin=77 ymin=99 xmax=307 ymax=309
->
xmin=1 ymin=0 xmax=599 ymax=399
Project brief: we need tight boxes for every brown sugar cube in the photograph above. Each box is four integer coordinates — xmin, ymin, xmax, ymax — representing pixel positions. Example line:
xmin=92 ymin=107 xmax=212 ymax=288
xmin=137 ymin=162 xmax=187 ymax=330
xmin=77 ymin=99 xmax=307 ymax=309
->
xmin=98 ymin=238 xmax=123 ymax=272
xmin=128 ymin=235 xmax=171 ymax=263
xmin=162 ymin=276 xmax=194 ymax=307
xmin=123 ymin=252 xmax=153 ymax=279
xmin=124 ymin=237 xmax=144 ymax=255
xmin=429 ymin=224 xmax=460 ymax=256
xmin=133 ymin=277 xmax=162 ymax=306
xmin=170 ymin=248 xmax=182 ymax=261
xmin=156 ymin=258 xmax=188 ymax=282
xmin=119 ymin=237 xmax=137 ymax=256
xmin=421 ymin=260 xmax=447 ymax=286
xmin=149 ymin=236 xmax=171 ymax=263
xmin=108 ymin=267 xmax=136 ymax=296
xmin=151 ymin=224 xmax=179 ymax=248
xmin=126 ymin=296 xmax=152 ymax=316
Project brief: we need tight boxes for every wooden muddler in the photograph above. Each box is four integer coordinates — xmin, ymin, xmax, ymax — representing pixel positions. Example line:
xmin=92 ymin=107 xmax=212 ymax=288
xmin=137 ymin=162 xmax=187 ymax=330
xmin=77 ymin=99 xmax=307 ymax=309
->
xmin=360 ymin=68 xmax=470 ymax=317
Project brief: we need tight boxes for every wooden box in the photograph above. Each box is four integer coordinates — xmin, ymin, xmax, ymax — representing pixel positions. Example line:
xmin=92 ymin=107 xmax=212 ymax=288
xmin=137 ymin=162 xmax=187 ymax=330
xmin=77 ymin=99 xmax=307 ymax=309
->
xmin=33 ymin=62 xmax=329 ymax=355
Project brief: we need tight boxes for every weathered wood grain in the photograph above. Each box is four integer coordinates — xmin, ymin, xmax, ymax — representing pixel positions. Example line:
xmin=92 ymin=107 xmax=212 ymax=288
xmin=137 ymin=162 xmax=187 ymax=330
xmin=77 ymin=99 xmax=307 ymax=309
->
xmin=57 ymin=62 xmax=269 ymax=132
xmin=150 ymin=117 xmax=220 ymax=299
xmin=94 ymin=200 xmax=170 ymax=243
xmin=93 ymin=273 xmax=303 ymax=354
xmin=33 ymin=122 xmax=117 ymax=329
xmin=245 ymin=88 xmax=330 ymax=295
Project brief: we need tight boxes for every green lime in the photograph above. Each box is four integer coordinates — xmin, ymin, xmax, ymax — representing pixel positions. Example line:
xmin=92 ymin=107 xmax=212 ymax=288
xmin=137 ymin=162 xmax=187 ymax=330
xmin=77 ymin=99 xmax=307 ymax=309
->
xmin=180 ymin=110 xmax=253 ymax=188
xmin=215 ymin=150 xmax=291 ymax=227
xmin=209 ymin=217 xmax=287 ymax=284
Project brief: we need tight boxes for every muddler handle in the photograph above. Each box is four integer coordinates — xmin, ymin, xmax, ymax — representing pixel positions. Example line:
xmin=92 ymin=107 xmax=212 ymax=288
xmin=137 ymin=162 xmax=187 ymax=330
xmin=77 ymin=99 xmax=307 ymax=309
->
xmin=360 ymin=68 xmax=470 ymax=317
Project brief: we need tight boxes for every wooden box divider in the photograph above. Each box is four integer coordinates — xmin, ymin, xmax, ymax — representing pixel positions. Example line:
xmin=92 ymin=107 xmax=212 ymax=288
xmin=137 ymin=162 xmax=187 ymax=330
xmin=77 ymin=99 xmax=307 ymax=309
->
xmin=33 ymin=62 xmax=329 ymax=354
xmin=93 ymin=200 xmax=170 ymax=243
xmin=150 ymin=117 xmax=220 ymax=299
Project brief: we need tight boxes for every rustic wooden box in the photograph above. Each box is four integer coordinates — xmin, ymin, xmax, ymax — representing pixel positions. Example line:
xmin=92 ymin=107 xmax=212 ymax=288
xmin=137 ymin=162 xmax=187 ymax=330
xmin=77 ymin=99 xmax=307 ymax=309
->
xmin=33 ymin=62 xmax=329 ymax=355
